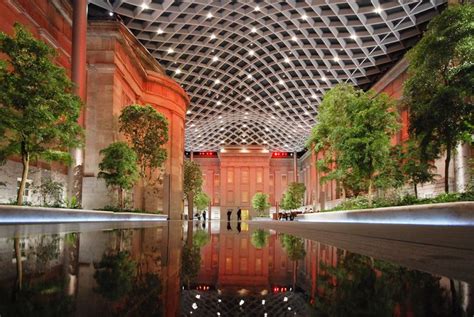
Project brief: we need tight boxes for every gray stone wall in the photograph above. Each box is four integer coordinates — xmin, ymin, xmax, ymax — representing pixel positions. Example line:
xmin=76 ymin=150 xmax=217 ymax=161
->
xmin=0 ymin=160 xmax=67 ymax=205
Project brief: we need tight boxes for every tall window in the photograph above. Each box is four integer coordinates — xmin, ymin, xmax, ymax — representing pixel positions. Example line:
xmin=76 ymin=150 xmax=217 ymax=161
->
xmin=256 ymin=168 xmax=263 ymax=183
xmin=227 ymin=169 xmax=234 ymax=183
xmin=241 ymin=169 xmax=249 ymax=184
xmin=241 ymin=191 xmax=249 ymax=203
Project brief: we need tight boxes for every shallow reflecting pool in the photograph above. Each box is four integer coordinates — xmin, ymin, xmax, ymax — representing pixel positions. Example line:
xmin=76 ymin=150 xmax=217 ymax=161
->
xmin=0 ymin=221 xmax=472 ymax=316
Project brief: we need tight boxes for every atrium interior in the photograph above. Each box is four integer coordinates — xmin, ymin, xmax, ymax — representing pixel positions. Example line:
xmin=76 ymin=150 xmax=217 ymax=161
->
xmin=0 ymin=0 xmax=472 ymax=316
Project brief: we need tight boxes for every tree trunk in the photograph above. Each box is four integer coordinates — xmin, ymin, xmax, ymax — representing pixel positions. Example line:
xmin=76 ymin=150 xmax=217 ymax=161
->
xmin=14 ymin=238 xmax=22 ymax=290
xmin=445 ymin=145 xmax=451 ymax=193
xmin=118 ymin=187 xmax=124 ymax=210
xmin=368 ymin=178 xmax=373 ymax=207
xmin=16 ymin=148 xmax=30 ymax=206
xmin=187 ymin=193 xmax=194 ymax=220
xmin=414 ymin=183 xmax=418 ymax=199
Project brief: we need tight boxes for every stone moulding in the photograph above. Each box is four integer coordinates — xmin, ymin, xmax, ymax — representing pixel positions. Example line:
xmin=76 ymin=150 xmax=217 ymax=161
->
xmin=296 ymin=202 xmax=474 ymax=226
xmin=0 ymin=205 xmax=167 ymax=224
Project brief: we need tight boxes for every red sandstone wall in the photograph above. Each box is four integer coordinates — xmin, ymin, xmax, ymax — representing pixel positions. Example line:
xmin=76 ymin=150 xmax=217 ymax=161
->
xmin=82 ymin=22 xmax=188 ymax=216
xmin=0 ymin=0 xmax=72 ymax=73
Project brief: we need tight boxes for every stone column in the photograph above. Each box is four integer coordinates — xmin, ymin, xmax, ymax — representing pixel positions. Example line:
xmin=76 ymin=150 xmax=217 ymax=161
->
xmin=455 ymin=142 xmax=472 ymax=192
xmin=293 ymin=152 xmax=298 ymax=182
xmin=68 ymin=0 xmax=88 ymax=203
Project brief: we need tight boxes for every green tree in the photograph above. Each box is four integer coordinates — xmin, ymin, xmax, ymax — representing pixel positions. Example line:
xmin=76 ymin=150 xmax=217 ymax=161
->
xmin=183 ymin=160 xmax=203 ymax=220
xmin=0 ymin=24 xmax=83 ymax=206
xmin=280 ymin=182 xmax=306 ymax=210
xmin=252 ymin=192 xmax=270 ymax=216
xmin=403 ymin=4 xmax=474 ymax=193
xmin=119 ymin=104 xmax=169 ymax=186
xmin=400 ymin=139 xmax=437 ymax=198
xmin=33 ymin=177 xmax=64 ymax=206
xmin=308 ymin=83 xmax=399 ymax=206
xmin=98 ymin=142 xmax=139 ymax=210
xmin=194 ymin=191 xmax=210 ymax=214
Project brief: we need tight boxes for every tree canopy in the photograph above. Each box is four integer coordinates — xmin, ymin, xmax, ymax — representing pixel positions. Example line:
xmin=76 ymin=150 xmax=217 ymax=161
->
xmin=252 ymin=192 xmax=271 ymax=216
xmin=0 ymin=24 xmax=83 ymax=205
xmin=403 ymin=4 xmax=474 ymax=193
xmin=194 ymin=191 xmax=210 ymax=212
xmin=308 ymin=83 xmax=399 ymax=205
xmin=280 ymin=182 xmax=306 ymax=210
xmin=119 ymin=104 xmax=169 ymax=185
xmin=98 ymin=142 xmax=139 ymax=209
xmin=183 ymin=160 xmax=203 ymax=219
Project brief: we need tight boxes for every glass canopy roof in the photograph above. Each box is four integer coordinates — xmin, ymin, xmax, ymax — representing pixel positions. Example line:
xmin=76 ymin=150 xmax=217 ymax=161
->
xmin=89 ymin=0 xmax=447 ymax=152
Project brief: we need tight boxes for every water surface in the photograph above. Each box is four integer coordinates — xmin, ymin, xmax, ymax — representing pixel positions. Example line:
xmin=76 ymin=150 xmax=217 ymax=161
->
xmin=0 ymin=221 xmax=471 ymax=316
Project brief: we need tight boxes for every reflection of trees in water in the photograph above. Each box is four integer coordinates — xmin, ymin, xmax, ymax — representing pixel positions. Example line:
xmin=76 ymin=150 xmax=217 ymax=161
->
xmin=251 ymin=229 xmax=270 ymax=249
xmin=280 ymin=234 xmax=307 ymax=291
xmin=280 ymin=234 xmax=306 ymax=261
xmin=314 ymin=251 xmax=460 ymax=317
xmin=93 ymin=229 xmax=164 ymax=316
xmin=1 ymin=234 xmax=74 ymax=316
xmin=181 ymin=227 xmax=210 ymax=288
xmin=94 ymin=251 xmax=137 ymax=301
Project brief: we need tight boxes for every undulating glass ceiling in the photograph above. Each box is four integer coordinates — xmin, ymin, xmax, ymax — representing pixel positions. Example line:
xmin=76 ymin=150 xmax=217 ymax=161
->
xmin=89 ymin=0 xmax=447 ymax=152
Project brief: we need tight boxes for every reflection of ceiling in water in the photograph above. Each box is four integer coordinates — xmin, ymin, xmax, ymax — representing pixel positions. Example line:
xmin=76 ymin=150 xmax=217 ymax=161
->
xmin=181 ymin=289 xmax=312 ymax=316
xmin=88 ymin=0 xmax=447 ymax=152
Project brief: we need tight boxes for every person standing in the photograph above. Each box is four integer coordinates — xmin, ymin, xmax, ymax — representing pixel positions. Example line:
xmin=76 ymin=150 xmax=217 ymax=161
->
xmin=227 ymin=209 xmax=232 ymax=221
xmin=202 ymin=209 xmax=207 ymax=221
xmin=237 ymin=207 xmax=242 ymax=221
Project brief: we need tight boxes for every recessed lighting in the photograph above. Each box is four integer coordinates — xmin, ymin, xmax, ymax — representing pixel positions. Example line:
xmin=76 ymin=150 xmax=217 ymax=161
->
xmin=321 ymin=76 xmax=327 ymax=81
xmin=333 ymin=56 xmax=340 ymax=62
xmin=279 ymin=80 xmax=284 ymax=85
xmin=247 ymin=74 xmax=253 ymax=79
xmin=215 ymin=79 xmax=221 ymax=84
xmin=108 ymin=11 xmax=114 ymax=17
xmin=263 ymin=141 xmax=268 ymax=144
xmin=218 ymin=115 xmax=222 ymax=119
xmin=311 ymin=94 xmax=317 ymax=99
xmin=141 ymin=3 xmax=149 ymax=9
xmin=175 ymin=69 xmax=181 ymax=74
xmin=301 ymin=14 xmax=308 ymax=20
xmin=265 ymin=127 xmax=269 ymax=131
xmin=210 ymin=33 xmax=216 ymax=40
xmin=350 ymin=34 xmax=358 ymax=40
xmin=304 ymin=111 xmax=310 ymax=115
xmin=251 ymin=27 xmax=257 ymax=33
xmin=212 ymin=56 xmax=219 ymax=62
xmin=220 ymin=140 xmax=225 ymax=144
xmin=156 ymin=28 xmax=163 ymax=34
xmin=245 ymin=112 xmax=249 ymax=115
xmin=249 ymin=49 xmax=255 ymax=56
xmin=191 ymin=124 xmax=195 ymax=127
xmin=291 ymin=35 xmax=298 ymax=42
xmin=167 ymin=48 xmax=174 ymax=54
xmin=243 ymin=124 xmax=247 ymax=128
xmin=186 ymin=110 xmax=192 ymax=114
xmin=217 ymin=101 xmax=222 ymax=105
xmin=220 ymin=127 xmax=224 ymax=131
xmin=284 ymin=57 xmax=290 ymax=63
xmin=207 ymin=12 xmax=213 ymax=19
xmin=373 ymin=7 xmax=382 ymax=14
xmin=242 ymin=139 xmax=247 ymax=143
xmin=271 ymin=115 xmax=275 ymax=119
xmin=254 ymin=5 xmax=260 ymax=11
xmin=245 ymin=97 xmax=250 ymax=102
xmin=274 ymin=101 xmax=280 ymax=106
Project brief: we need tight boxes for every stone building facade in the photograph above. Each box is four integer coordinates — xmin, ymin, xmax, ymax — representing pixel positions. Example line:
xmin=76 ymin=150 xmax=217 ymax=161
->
xmin=0 ymin=1 xmax=189 ymax=219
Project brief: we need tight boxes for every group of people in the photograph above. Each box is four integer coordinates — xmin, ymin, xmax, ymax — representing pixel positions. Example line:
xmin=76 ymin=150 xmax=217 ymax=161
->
xmin=194 ymin=209 xmax=207 ymax=221
xmin=226 ymin=207 xmax=242 ymax=221
xmin=226 ymin=207 xmax=242 ymax=232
